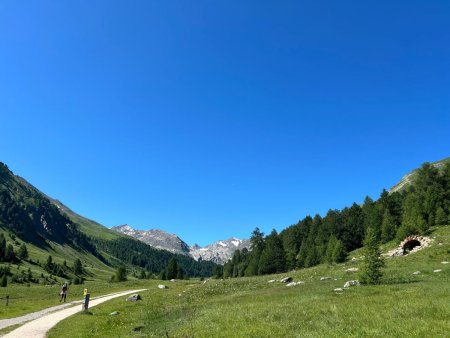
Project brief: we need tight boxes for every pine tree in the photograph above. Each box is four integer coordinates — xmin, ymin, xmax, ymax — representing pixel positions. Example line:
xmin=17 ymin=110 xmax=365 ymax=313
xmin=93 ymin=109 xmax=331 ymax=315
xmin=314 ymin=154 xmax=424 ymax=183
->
xmin=381 ymin=209 xmax=396 ymax=243
xmin=115 ymin=266 xmax=127 ymax=282
xmin=435 ymin=207 xmax=447 ymax=225
xmin=0 ymin=274 xmax=7 ymax=287
xmin=258 ymin=229 xmax=286 ymax=275
xmin=332 ymin=239 xmax=347 ymax=263
xmin=166 ymin=258 xmax=178 ymax=280
xmin=73 ymin=259 xmax=83 ymax=276
xmin=397 ymin=193 xmax=423 ymax=239
xmin=324 ymin=235 xmax=337 ymax=264
xmin=44 ymin=255 xmax=53 ymax=272
xmin=0 ymin=233 xmax=6 ymax=261
xmin=244 ymin=227 xmax=265 ymax=276
xmin=4 ymin=244 xmax=15 ymax=263
xmin=176 ymin=266 xmax=184 ymax=280
xmin=17 ymin=243 xmax=28 ymax=260
xmin=360 ymin=227 xmax=384 ymax=285
xmin=296 ymin=240 xmax=308 ymax=268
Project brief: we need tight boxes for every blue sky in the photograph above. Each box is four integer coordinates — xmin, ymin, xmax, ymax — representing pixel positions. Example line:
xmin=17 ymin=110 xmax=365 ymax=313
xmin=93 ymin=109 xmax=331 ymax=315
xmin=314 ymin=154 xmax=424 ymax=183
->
xmin=1 ymin=1 xmax=449 ymax=246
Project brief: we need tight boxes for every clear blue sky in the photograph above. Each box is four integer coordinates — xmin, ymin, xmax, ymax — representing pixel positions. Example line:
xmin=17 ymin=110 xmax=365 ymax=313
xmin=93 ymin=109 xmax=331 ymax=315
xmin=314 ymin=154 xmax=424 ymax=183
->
xmin=1 ymin=1 xmax=449 ymax=246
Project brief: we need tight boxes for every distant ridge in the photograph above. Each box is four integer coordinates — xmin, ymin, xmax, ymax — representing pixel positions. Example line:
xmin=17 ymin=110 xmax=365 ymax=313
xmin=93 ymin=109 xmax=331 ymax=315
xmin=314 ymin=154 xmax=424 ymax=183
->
xmin=390 ymin=157 xmax=450 ymax=193
xmin=111 ymin=224 xmax=250 ymax=264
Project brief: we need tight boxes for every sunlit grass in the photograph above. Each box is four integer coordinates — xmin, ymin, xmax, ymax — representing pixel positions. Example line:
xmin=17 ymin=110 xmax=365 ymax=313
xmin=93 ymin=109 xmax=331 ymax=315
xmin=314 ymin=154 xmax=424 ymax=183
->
xmin=47 ymin=226 xmax=450 ymax=337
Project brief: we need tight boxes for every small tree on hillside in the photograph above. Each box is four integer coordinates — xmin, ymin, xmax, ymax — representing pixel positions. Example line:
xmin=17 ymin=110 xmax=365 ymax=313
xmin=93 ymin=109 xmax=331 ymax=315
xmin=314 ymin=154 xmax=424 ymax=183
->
xmin=0 ymin=274 xmax=7 ymax=287
xmin=360 ymin=227 xmax=384 ymax=285
xmin=17 ymin=243 xmax=29 ymax=260
xmin=73 ymin=259 xmax=83 ymax=276
xmin=435 ymin=207 xmax=447 ymax=226
xmin=332 ymin=239 xmax=347 ymax=263
xmin=113 ymin=266 xmax=127 ymax=282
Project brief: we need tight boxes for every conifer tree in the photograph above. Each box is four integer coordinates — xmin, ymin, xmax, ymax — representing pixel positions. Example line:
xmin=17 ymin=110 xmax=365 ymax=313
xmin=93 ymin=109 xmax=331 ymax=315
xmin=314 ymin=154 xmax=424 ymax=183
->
xmin=73 ymin=258 xmax=83 ymax=276
xmin=360 ymin=227 xmax=384 ymax=285
xmin=332 ymin=239 xmax=347 ymax=263
xmin=0 ymin=274 xmax=7 ymax=287
xmin=17 ymin=243 xmax=28 ymax=260
xmin=435 ymin=207 xmax=447 ymax=225
xmin=166 ymin=257 xmax=178 ymax=280
xmin=258 ymin=229 xmax=286 ymax=275
xmin=4 ymin=244 xmax=15 ymax=263
xmin=397 ymin=193 xmax=424 ymax=239
xmin=0 ymin=233 xmax=6 ymax=261
xmin=381 ymin=209 xmax=396 ymax=243
xmin=324 ymin=235 xmax=337 ymax=264
xmin=244 ymin=227 xmax=264 ymax=276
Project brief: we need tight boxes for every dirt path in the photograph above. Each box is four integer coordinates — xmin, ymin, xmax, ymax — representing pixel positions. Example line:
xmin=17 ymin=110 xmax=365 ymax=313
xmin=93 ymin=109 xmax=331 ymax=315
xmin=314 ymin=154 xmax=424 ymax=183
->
xmin=1 ymin=289 xmax=146 ymax=338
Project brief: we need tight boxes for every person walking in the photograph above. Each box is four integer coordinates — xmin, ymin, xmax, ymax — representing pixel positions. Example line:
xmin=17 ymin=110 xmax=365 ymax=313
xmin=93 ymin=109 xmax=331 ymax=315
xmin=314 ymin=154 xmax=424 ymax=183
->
xmin=60 ymin=282 xmax=69 ymax=302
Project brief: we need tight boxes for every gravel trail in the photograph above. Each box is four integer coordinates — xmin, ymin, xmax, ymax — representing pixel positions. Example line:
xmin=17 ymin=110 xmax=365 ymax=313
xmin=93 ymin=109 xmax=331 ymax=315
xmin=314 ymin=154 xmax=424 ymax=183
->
xmin=1 ymin=289 xmax=146 ymax=338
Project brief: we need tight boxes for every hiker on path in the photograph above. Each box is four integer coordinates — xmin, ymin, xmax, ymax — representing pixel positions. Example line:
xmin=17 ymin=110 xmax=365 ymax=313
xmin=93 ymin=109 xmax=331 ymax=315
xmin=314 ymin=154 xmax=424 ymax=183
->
xmin=60 ymin=282 xmax=68 ymax=302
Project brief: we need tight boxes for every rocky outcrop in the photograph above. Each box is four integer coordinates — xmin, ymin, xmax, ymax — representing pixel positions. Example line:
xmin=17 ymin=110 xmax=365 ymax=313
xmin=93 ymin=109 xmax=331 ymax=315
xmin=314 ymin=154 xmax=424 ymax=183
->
xmin=112 ymin=224 xmax=250 ymax=264
xmin=112 ymin=225 xmax=191 ymax=255
xmin=189 ymin=237 xmax=251 ymax=264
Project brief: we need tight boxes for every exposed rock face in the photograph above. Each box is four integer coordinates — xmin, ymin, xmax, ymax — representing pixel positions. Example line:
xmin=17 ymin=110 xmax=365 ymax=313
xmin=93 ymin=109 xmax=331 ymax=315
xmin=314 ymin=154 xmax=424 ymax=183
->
xmin=112 ymin=224 xmax=250 ymax=264
xmin=189 ymin=237 xmax=251 ymax=264
xmin=386 ymin=235 xmax=432 ymax=257
xmin=111 ymin=225 xmax=191 ymax=255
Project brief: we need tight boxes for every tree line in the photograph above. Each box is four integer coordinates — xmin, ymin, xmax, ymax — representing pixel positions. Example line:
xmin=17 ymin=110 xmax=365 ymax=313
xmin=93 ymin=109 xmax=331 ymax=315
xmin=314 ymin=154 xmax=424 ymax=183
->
xmin=217 ymin=162 xmax=450 ymax=278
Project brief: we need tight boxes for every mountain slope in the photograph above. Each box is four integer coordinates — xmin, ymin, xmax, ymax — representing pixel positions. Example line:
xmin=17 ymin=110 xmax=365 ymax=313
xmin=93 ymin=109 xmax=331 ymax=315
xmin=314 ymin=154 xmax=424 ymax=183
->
xmin=390 ymin=157 xmax=450 ymax=193
xmin=190 ymin=237 xmax=251 ymax=264
xmin=111 ymin=225 xmax=191 ymax=255
xmin=0 ymin=162 xmax=216 ymax=279
xmin=111 ymin=224 xmax=251 ymax=264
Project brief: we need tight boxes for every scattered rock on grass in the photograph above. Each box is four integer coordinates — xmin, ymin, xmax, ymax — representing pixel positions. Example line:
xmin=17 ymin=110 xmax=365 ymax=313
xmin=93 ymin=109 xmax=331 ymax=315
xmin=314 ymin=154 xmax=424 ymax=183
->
xmin=320 ymin=277 xmax=332 ymax=281
xmin=170 ymin=279 xmax=176 ymax=282
xmin=158 ymin=284 xmax=168 ymax=289
xmin=412 ymin=271 xmax=421 ymax=275
xmin=334 ymin=288 xmax=344 ymax=293
xmin=441 ymin=261 xmax=449 ymax=264
xmin=280 ymin=277 xmax=293 ymax=283
xmin=127 ymin=294 xmax=142 ymax=302
xmin=345 ymin=268 xmax=359 ymax=273
xmin=286 ymin=281 xmax=305 ymax=287
xmin=344 ymin=280 xmax=360 ymax=288
xmin=110 ymin=311 xmax=119 ymax=316
xmin=433 ymin=269 xmax=442 ymax=273
xmin=268 ymin=279 xmax=276 ymax=283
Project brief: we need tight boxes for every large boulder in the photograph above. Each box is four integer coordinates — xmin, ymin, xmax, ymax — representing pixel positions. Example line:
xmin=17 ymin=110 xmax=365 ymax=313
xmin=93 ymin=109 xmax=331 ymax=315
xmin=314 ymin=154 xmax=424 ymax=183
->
xmin=127 ymin=294 xmax=142 ymax=302
xmin=344 ymin=280 xmax=360 ymax=288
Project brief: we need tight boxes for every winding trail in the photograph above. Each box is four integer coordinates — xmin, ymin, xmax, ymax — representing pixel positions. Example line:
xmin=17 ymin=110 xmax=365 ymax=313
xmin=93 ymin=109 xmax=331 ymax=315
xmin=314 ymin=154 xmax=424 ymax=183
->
xmin=1 ymin=289 xmax=147 ymax=338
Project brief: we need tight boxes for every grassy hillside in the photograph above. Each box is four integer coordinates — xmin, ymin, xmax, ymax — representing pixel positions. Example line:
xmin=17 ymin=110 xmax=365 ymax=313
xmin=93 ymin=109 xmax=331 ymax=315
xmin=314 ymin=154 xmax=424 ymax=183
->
xmin=47 ymin=225 xmax=450 ymax=337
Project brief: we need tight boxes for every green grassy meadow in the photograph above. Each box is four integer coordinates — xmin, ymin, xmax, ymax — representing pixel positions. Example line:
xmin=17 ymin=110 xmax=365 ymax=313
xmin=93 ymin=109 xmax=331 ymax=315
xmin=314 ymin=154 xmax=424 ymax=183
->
xmin=45 ymin=226 xmax=450 ymax=338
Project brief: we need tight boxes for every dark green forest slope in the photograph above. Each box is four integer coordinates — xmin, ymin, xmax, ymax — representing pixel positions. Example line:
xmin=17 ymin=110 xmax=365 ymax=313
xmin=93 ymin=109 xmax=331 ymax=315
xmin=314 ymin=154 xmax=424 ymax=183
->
xmin=221 ymin=158 xmax=450 ymax=278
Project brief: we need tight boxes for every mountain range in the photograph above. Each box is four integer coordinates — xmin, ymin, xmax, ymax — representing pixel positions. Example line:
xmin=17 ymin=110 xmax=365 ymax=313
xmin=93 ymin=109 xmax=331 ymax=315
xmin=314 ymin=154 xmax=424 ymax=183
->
xmin=111 ymin=224 xmax=250 ymax=264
